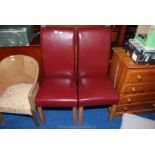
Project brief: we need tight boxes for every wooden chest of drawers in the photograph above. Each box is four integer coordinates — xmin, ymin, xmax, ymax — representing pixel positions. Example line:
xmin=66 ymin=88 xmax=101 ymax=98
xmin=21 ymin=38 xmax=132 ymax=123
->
xmin=109 ymin=47 xmax=155 ymax=119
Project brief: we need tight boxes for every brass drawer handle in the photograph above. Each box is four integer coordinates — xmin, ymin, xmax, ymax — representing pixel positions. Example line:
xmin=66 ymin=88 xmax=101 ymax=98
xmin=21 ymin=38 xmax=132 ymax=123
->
xmin=152 ymin=104 xmax=155 ymax=108
xmin=127 ymin=98 xmax=132 ymax=103
xmin=137 ymin=75 xmax=142 ymax=81
xmin=131 ymin=87 xmax=136 ymax=93
xmin=123 ymin=107 xmax=128 ymax=111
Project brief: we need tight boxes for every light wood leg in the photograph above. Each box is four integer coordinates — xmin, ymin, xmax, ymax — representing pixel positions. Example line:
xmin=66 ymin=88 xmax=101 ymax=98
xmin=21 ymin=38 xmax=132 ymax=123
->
xmin=0 ymin=113 xmax=6 ymax=125
xmin=78 ymin=106 xmax=83 ymax=125
xmin=73 ymin=107 xmax=77 ymax=125
xmin=109 ymin=104 xmax=117 ymax=122
xmin=32 ymin=110 xmax=39 ymax=128
xmin=37 ymin=107 xmax=45 ymax=124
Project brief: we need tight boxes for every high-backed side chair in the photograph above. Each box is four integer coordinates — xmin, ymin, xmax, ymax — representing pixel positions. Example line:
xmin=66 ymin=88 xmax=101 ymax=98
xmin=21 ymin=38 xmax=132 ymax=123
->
xmin=0 ymin=55 xmax=39 ymax=127
xmin=77 ymin=27 xmax=119 ymax=124
xmin=36 ymin=27 xmax=78 ymax=124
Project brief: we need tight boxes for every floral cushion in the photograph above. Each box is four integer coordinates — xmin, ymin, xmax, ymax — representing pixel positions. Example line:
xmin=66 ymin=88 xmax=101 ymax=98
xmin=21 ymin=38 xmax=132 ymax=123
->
xmin=0 ymin=83 xmax=33 ymax=115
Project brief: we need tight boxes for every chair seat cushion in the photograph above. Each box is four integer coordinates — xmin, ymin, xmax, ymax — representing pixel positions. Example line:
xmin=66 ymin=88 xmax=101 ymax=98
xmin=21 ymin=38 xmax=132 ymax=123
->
xmin=78 ymin=77 xmax=119 ymax=106
xmin=0 ymin=83 xmax=32 ymax=115
xmin=36 ymin=78 xmax=77 ymax=107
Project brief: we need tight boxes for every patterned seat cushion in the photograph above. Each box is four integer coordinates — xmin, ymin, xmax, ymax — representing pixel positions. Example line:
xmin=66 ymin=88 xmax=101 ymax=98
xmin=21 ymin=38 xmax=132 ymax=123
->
xmin=0 ymin=83 xmax=33 ymax=115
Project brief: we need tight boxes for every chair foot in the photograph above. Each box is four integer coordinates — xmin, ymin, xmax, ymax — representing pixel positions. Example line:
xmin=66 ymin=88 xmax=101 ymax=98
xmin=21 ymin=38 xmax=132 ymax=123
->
xmin=37 ymin=107 xmax=45 ymax=124
xmin=32 ymin=111 xmax=39 ymax=128
xmin=78 ymin=106 xmax=83 ymax=125
xmin=109 ymin=104 xmax=117 ymax=122
xmin=73 ymin=107 xmax=77 ymax=125
xmin=0 ymin=113 xmax=6 ymax=125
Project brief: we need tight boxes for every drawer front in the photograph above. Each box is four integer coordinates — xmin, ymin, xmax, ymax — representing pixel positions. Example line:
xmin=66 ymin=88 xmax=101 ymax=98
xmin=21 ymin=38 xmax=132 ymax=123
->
xmin=120 ymin=92 xmax=155 ymax=104
xmin=121 ymin=83 xmax=155 ymax=94
xmin=126 ymin=69 xmax=155 ymax=83
xmin=116 ymin=101 xmax=155 ymax=113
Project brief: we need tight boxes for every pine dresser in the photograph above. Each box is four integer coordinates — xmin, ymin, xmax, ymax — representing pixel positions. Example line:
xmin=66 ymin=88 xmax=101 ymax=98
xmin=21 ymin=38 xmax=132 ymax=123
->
xmin=109 ymin=47 xmax=155 ymax=120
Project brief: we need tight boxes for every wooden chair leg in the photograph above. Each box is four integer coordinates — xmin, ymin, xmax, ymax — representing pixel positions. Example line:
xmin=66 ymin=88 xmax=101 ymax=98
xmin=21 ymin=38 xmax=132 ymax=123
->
xmin=109 ymin=104 xmax=117 ymax=122
xmin=73 ymin=107 xmax=77 ymax=125
xmin=0 ymin=113 xmax=6 ymax=125
xmin=32 ymin=110 xmax=39 ymax=128
xmin=37 ymin=107 xmax=45 ymax=124
xmin=78 ymin=106 xmax=83 ymax=125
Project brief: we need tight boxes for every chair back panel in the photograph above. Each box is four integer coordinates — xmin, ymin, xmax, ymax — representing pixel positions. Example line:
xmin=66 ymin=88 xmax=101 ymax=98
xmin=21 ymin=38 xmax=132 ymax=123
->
xmin=24 ymin=56 xmax=39 ymax=82
xmin=0 ymin=55 xmax=38 ymax=95
xmin=41 ymin=27 xmax=75 ymax=79
xmin=78 ymin=28 xmax=111 ymax=78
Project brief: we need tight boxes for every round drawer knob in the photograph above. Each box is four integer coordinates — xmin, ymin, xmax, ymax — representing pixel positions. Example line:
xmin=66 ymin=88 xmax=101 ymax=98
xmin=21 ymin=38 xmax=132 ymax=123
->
xmin=127 ymin=52 xmax=130 ymax=56
xmin=123 ymin=107 xmax=128 ymax=111
xmin=127 ymin=98 xmax=132 ymax=103
xmin=131 ymin=87 xmax=136 ymax=93
xmin=137 ymin=75 xmax=142 ymax=81
xmin=152 ymin=104 xmax=155 ymax=108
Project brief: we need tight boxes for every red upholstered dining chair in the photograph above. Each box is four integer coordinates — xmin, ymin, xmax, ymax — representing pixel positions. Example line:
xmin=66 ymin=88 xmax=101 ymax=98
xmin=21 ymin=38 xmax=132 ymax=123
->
xmin=77 ymin=27 xmax=119 ymax=125
xmin=35 ymin=27 xmax=78 ymax=124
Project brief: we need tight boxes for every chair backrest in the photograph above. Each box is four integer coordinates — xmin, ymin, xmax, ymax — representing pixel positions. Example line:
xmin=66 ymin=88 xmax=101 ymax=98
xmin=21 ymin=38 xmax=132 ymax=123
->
xmin=0 ymin=55 xmax=39 ymax=95
xmin=77 ymin=27 xmax=111 ymax=78
xmin=40 ymin=27 xmax=75 ymax=79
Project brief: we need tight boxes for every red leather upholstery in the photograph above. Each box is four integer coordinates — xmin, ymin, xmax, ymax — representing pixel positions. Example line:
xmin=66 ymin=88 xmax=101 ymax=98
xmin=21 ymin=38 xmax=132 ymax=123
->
xmin=78 ymin=28 xmax=119 ymax=106
xmin=40 ymin=27 xmax=75 ymax=79
xmin=78 ymin=28 xmax=110 ymax=77
xmin=36 ymin=78 xmax=77 ymax=107
xmin=78 ymin=77 xmax=118 ymax=106
xmin=36 ymin=27 xmax=77 ymax=107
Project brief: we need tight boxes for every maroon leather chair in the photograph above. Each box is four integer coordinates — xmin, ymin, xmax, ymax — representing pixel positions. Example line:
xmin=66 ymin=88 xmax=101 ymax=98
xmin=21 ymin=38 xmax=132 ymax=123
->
xmin=36 ymin=27 xmax=77 ymax=124
xmin=77 ymin=27 xmax=119 ymax=124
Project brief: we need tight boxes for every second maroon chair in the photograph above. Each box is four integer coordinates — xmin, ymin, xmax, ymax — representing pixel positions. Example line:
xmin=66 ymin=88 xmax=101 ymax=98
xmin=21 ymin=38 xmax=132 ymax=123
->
xmin=36 ymin=27 xmax=77 ymax=124
xmin=77 ymin=27 xmax=119 ymax=124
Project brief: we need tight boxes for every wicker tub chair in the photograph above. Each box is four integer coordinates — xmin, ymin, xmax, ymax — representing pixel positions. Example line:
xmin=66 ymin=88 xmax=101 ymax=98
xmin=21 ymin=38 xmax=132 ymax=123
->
xmin=0 ymin=55 xmax=39 ymax=127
